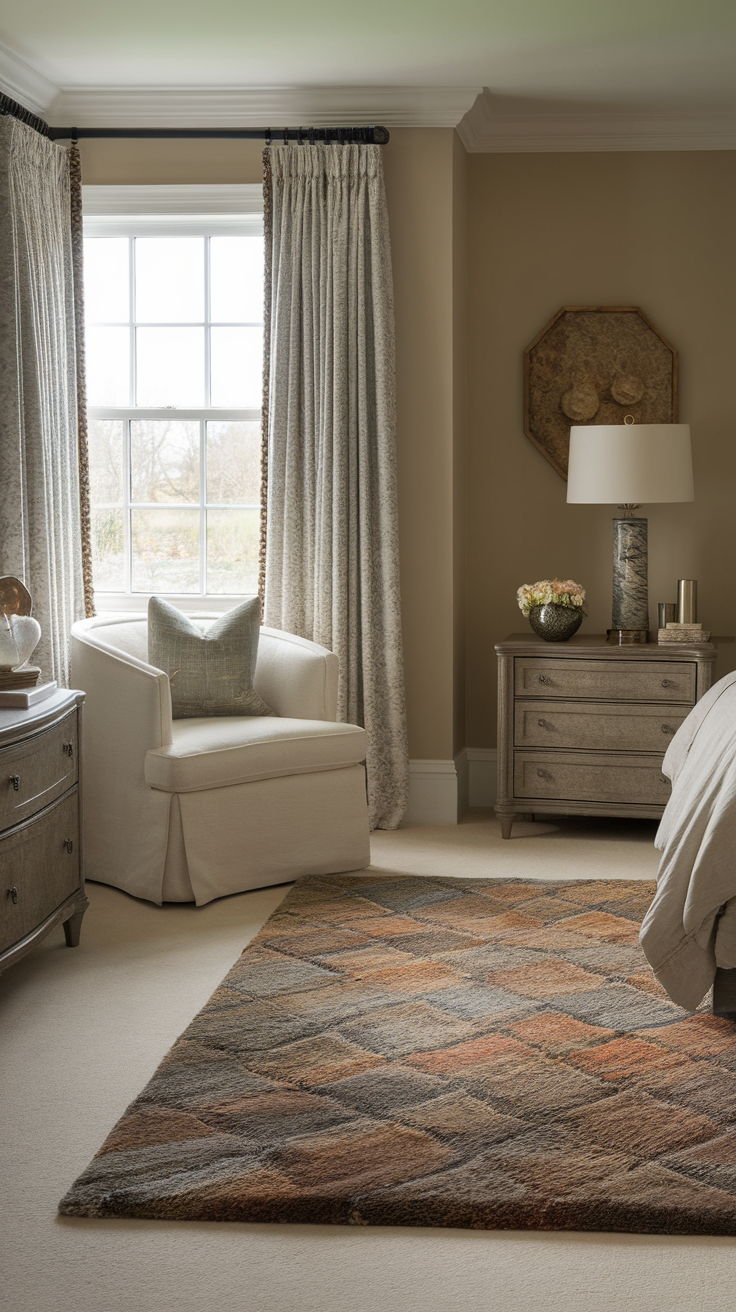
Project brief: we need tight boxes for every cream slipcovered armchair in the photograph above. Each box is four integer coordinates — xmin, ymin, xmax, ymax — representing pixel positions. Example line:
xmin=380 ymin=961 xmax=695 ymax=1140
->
xmin=70 ymin=616 xmax=370 ymax=905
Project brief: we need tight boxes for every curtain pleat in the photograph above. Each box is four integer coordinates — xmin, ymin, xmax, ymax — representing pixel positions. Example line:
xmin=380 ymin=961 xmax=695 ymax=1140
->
xmin=0 ymin=117 xmax=85 ymax=684
xmin=68 ymin=141 xmax=95 ymax=618
xmin=264 ymin=143 xmax=408 ymax=829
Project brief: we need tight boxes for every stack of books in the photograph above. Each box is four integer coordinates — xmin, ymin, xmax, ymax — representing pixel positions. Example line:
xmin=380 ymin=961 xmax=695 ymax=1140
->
xmin=0 ymin=665 xmax=40 ymax=688
xmin=657 ymin=623 xmax=711 ymax=645
xmin=0 ymin=667 xmax=57 ymax=708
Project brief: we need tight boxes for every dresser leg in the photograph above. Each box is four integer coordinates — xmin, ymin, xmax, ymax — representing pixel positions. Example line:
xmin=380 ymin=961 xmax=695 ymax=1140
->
xmin=63 ymin=895 xmax=89 ymax=948
xmin=500 ymin=815 xmax=515 ymax=840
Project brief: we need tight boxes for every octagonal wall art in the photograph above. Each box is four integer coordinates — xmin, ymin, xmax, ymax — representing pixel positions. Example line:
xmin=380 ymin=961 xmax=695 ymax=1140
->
xmin=523 ymin=306 xmax=679 ymax=480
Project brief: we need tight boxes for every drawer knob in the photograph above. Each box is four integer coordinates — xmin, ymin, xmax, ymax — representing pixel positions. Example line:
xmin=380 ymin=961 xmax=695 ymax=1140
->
xmin=538 ymin=675 xmax=552 ymax=686
xmin=661 ymin=724 xmax=676 ymax=735
xmin=62 ymin=741 xmax=74 ymax=758
xmin=7 ymin=886 xmax=18 ymax=905
xmin=9 ymin=774 xmax=19 ymax=791
xmin=537 ymin=718 xmax=552 ymax=730
xmin=661 ymin=679 xmax=674 ymax=688
xmin=537 ymin=768 xmax=552 ymax=780
xmin=63 ymin=839 xmax=74 ymax=854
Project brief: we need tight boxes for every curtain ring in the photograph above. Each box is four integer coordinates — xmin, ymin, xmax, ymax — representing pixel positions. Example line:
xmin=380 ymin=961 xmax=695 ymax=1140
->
xmin=265 ymin=127 xmax=271 ymax=146
xmin=283 ymin=126 xmax=289 ymax=144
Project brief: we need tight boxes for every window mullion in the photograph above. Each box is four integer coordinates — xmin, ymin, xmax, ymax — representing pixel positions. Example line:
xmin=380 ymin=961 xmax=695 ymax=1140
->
xmin=129 ymin=236 xmax=136 ymax=407
xmin=124 ymin=417 xmax=132 ymax=595
xmin=204 ymin=236 xmax=211 ymax=409
xmin=202 ymin=236 xmax=210 ymax=595
xmin=200 ymin=418 xmax=207 ymax=596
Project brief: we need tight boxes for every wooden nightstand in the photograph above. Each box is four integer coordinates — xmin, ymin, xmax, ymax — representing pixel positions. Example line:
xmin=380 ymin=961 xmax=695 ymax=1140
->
xmin=495 ymin=634 xmax=716 ymax=838
xmin=0 ymin=690 xmax=87 ymax=972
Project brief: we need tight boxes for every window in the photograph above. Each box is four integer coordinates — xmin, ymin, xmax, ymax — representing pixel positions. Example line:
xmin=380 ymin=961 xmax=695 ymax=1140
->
xmin=83 ymin=187 xmax=264 ymax=606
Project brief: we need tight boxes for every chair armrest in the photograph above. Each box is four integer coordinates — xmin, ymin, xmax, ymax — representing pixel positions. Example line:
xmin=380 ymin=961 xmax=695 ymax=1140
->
xmin=70 ymin=622 xmax=174 ymax=901
xmin=71 ymin=624 xmax=173 ymax=755
xmin=255 ymin=627 xmax=339 ymax=721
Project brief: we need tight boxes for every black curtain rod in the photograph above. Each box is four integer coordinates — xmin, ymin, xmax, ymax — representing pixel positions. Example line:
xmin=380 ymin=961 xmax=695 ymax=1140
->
xmin=47 ymin=126 xmax=389 ymax=144
xmin=0 ymin=95 xmax=390 ymax=145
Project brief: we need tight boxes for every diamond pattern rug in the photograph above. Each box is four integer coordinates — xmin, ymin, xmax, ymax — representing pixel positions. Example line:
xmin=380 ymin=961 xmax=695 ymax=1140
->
xmin=59 ymin=874 xmax=736 ymax=1234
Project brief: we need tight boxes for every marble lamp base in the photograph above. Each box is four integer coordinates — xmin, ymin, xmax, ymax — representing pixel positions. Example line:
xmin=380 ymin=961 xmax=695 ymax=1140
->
xmin=610 ymin=516 xmax=649 ymax=642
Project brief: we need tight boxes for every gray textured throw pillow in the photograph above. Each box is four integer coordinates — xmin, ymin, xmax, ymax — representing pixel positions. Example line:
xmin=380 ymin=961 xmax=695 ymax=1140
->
xmin=148 ymin=596 xmax=276 ymax=719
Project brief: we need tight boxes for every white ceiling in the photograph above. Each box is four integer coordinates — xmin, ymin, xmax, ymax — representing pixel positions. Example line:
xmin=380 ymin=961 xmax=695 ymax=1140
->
xmin=2 ymin=0 xmax=736 ymax=148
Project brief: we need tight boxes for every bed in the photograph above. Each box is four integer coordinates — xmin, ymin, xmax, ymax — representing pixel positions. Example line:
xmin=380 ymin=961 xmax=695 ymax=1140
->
xmin=640 ymin=670 xmax=736 ymax=1015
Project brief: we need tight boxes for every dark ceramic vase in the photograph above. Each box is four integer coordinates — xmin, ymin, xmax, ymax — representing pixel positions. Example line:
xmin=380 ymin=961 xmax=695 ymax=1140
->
xmin=528 ymin=603 xmax=583 ymax=642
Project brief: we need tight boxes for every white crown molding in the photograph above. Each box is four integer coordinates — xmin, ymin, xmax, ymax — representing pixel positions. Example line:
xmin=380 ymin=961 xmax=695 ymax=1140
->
xmin=0 ymin=40 xmax=59 ymax=117
xmin=458 ymin=91 xmax=736 ymax=152
xmin=46 ymin=84 xmax=481 ymax=129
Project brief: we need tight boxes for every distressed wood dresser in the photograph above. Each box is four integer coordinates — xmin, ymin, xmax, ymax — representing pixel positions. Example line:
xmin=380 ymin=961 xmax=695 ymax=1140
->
xmin=0 ymin=689 xmax=87 ymax=972
xmin=495 ymin=634 xmax=716 ymax=838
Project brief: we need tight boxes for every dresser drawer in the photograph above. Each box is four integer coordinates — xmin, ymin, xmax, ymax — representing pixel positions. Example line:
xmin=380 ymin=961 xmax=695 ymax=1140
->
xmin=515 ymin=699 xmax=689 ymax=752
xmin=0 ymin=711 xmax=77 ymax=833
xmin=0 ymin=790 xmax=79 ymax=953
xmin=514 ymin=658 xmax=696 ymax=705
xmin=513 ymin=751 xmax=672 ymax=806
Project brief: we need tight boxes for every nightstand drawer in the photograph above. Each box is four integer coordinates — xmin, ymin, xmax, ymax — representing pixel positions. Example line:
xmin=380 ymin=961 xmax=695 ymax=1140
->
xmin=515 ymin=700 xmax=690 ymax=752
xmin=514 ymin=658 xmax=696 ymax=704
xmin=513 ymin=751 xmax=672 ymax=806
xmin=0 ymin=711 xmax=78 ymax=833
xmin=0 ymin=790 xmax=79 ymax=953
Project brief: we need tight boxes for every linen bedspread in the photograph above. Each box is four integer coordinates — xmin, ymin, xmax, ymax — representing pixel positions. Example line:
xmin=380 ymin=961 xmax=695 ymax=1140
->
xmin=640 ymin=670 xmax=736 ymax=1010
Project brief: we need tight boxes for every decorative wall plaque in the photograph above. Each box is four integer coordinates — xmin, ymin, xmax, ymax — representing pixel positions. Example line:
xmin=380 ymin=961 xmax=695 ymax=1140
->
xmin=523 ymin=306 xmax=679 ymax=479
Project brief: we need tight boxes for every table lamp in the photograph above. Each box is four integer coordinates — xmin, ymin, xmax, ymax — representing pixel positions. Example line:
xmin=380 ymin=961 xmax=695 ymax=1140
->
xmin=566 ymin=420 xmax=694 ymax=643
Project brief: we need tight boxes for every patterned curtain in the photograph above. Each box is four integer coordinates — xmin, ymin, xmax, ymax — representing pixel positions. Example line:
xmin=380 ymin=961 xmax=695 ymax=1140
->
xmin=262 ymin=142 xmax=408 ymax=830
xmin=68 ymin=141 xmax=95 ymax=619
xmin=0 ymin=117 xmax=85 ymax=683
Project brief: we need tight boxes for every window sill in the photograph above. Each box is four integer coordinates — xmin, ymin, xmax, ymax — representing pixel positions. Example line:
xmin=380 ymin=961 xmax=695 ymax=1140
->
xmin=92 ymin=592 xmax=258 ymax=616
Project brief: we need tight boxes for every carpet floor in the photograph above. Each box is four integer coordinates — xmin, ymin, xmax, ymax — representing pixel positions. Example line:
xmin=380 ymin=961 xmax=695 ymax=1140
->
xmin=59 ymin=872 xmax=736 ymax=1236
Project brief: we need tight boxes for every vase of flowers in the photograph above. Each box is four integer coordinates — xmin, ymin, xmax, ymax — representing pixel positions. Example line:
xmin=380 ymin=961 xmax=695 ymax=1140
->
xmin=517 ymin=579 xmax=586 ymax=642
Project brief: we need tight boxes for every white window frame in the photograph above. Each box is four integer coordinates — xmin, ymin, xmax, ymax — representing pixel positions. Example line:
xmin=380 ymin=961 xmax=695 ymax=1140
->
xmin=83 ymin=185 xmax=263 ymax=614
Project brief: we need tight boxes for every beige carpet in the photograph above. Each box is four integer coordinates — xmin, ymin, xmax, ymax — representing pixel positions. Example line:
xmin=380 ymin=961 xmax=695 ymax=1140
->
xmin=3 ymin=811 xmax=735 ymax=1311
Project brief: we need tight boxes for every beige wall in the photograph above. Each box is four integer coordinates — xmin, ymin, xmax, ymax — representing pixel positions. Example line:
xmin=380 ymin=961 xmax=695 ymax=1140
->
xmin=79 ymin=128 xmax=465 ymax=763
xmin=466 ymin=150 xmax=736 ymax=749
xmin=383 ymin=128 xmax=463 ymax=761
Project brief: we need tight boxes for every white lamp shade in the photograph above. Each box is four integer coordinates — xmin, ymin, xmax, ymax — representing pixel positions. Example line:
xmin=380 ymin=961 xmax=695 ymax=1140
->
xmin=566 ymin=424 xmax=694 ymax=504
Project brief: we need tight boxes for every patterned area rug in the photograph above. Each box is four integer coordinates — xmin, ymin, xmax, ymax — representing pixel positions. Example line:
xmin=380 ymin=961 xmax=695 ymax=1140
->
xmin=60 ymin=874 xmax=736 ymax=1234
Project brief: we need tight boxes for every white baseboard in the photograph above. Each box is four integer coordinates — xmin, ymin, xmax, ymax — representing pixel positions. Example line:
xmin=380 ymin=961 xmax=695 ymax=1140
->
xmin=456 ymin=749 xmax=469 ymax=823
xmin=403 ymin=760 xmax=461 ymax=826
xmin=403 ymin=749 xmax=497 ymax=826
